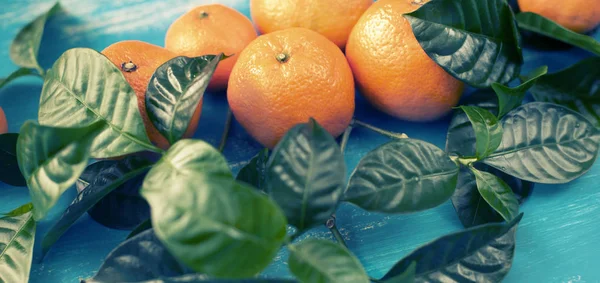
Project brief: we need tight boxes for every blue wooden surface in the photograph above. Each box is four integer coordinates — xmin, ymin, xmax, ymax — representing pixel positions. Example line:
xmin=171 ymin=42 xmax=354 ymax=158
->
xmin=1 ymin=1 xmax=599 ymax=282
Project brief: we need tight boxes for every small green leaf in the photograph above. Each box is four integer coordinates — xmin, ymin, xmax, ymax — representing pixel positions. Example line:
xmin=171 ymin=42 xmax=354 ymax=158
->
xmin=405 ymin=0 xmax=523 ymax=87
xmin=483 ymin=103 xmax=600 ymax=184
xmin=17 ymin=121 xmax=104 ymax=220
xmin=345 ymin=139 xmax=459 ymax=214
xmin=9 ymin=2 xmax=61 ymax=74
xmin=146 ymin=54 xmax=223 ymax=144
xmin=142 ymin=140 xmax=287 ymax=278
xmin=236 ymin=148 xmax=269 ymax=191
xmin=458 ymin=106 xmax=503 ymax=160
xmin=471 ymin=168 xmax=519 ymax=222
xmin=266 ymin=119 xmax=345 ymax=231
xmin=39 ymin=48 xmax=158 ymax=159
xmin=0 ymin=133 xmax=26 ymax=186
xmin=1 ymin=203 xmax=33 ymax=218
xmin=491 ymin=66 xmax=548 ymax=117
xmin=515 ymin=12 xmax=600 ymax=56
xmin=288 ymin=239 xmax=369 ymax=283
xmin=530 ymin=57 xmax=600 ymax=127
xmin=0 ymin=212 xmax=36 ymax=283
xmin=0 ymin=68 xmax=39 ymax=90
xmin=381 ymin=214 xmax=523 ymax=282
xmin=382 ymin=262 xmax=415 ymax=283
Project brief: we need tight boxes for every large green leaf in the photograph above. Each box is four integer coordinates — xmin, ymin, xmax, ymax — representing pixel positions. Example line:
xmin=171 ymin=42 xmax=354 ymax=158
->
xmin=381 ymin=214 xmax=523 ymax=282
xmin=483 ymin=103 xmax=600 ymax=184
xmin=39 ymin=48 xmax=157 ymax=158
xmin=142 ymin=140 xmax=287 ymax=278
xmin=345 ymin=139 xmax=459 ymax=213
xmin=405 ymin=0 xmax=523 ymax=87
xmin=236 ymin=148 xmax=269 ymax=191
xmin=0 ymin=212 xmax=36 ymax=283
xmin=0 ymin=68 xmax=39 ymax=91
xmin=0 ymin=133 xmax=26 ymax=186
xmin=288 ymin=239 xmax=369 ymax=283
xmin=146 ymin=54 xmax=223 ymax=144
xmin=492 ymin=65 xmax=548 ymax=118
xmin=530 ymin=58 xmax=600 ymax=127
xmin=266 ymin=119 xmax=345 ymax=231
xmin=471 ymin=168 xmax=519 ymax=222
xmin=458 ymin=106 xmax=503 ymax=160
xmin=515 ymin=12 xmax=600 ymax=56
xmin=9 ymin=2 xmax=61 ymax=74
xmin=17 ymin=121 xmax=104 ymax=220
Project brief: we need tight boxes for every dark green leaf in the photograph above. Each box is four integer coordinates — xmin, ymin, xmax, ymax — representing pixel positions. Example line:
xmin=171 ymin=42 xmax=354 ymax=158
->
xmin=515 ymin=12 xmax=600 ymax=56
xmin=483 ymin=103 xmax=600 ymax=184
xmin=405 ymin=0 xmax=523 ymax=87
xmin=42 ymin=157 xmax=152 ymax=258
xmin=471 ymin=168 xmax=519 ymax=222
xmin=0 ymin=133 xmax=26 ymax=186
xmin=382 ymin=262 xmax=415 ymax=283
xmin=345 ymin=139 xmax=459 ymax=213
xmin=1 ymin=203 xmax=33 ymax=219
xmin=9 ymin=3 xmax=61 ymax=73
xmin=142 ymin=140 xmax=287 ymax=278
xmin=0 ymin=68 xmax=39 ymax=90
xmin=530 ymin=58 xmax=600 ymax=127
xmin=288 ymin=239 xmax=369 ymax=283
xmin=236 ymin=148 xmax=269 ymax=191
xmin=266 ymin=119 xmax=345 ymax=231
xmin=127 ymin=218 xmax=152 ymax=239
xmin=0 ymin=212 xmax=36 ymax=283
xmin=458 ymin=106 xmax=503 ymax=160
xmin=146 ymin=54 xmax=223 ymax=144
xmin=381 ymin=214 xmax=523 ymax=282
xmin=84 ymin=275 xmax=296 ymax=283
xmin=17 ymin=121 xmax=104 ymax=220
xmin=492 ymin=65 xmax=548 ymax=117
xmin=39 ymin=48 xmax=156 ymax=158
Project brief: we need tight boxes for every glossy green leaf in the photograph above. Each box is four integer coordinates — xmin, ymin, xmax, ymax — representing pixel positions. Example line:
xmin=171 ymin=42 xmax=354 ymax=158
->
xmin=381 ymin=214 xmax=523 ymax=282
xmin=0 ymin=68 xmax=39 ymax=90
xmin=458 ymin=106 xmax=503 ymax=160
xmin=266 ymin=119 xmax=345 ymax=231
xmin=17 ymin=121 xmax=104 ymax=220
xmin=382 ymin=262 xmax=416 ymax=283
xmin=516 ymin=12 xmax=600 ymax=56
xmin=9 ymin=2 xmax=61 ymax=74
xmin=42 ymin=156 xmax=152 ymax=257
xmin=39 ymin=48 xmax=157 ymax=158
xmin=492 ymin=65 xmax=548 ymax=117
xmin=142 ymin=140 xmax=287 ymax=278
xmin=483 ymin=103 xmax=600 ymax=184
xmin=288 ymin=239 xmax=369 ymax=283
xmin=1 ymin=203 xmax=33 ymax=219
xmin=0 ymin=212 xmax=36 ymax=283
xmin=530 ymin=58 xmax=600 ymax=127
xmin=471 ymin=168 xmax=519 ymax=222
xmin=345 ymin=139 xmax=459 ymax=213
xmin=0 ymin=133 xmax=26 ymax=186
xmin=146 ymin=54 xmax=223 ymax=144
xmin=405 ymin=0 xmax=523 ymax=87
xmin=236 ymin=148 xmax=269 ymax=191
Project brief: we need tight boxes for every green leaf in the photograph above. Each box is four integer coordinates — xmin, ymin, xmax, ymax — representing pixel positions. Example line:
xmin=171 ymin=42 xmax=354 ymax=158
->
xmin=0 ymin=133 xmax=26 ymax=186
xmin=146 ymin=54 xmax=223 ymax=144
xmin=405 ymin=0 xmax=523 ymax=87
xmin=483 ymin=103 xmax=600 ymax=184
xmin=515 ymin=12 xmax=600 ymax=56
xmin=381 ymin=214 xmax=523 ymax=282
xmin=9 ymin=2 xmax=61 ymax=74
xmin=84 ymin=275 xmax=296 ymax=283
xmin=530 ymin=58 xmax=600 ymax=127
xmin=288 ymin=239 xmax=369 ymax=283
xmin=1 ymin=203 xmax=33 ymax=219
xmin=458 ymin=106 xmax=503 ymax=160
xmin=382 ymin=262 xmax=415 ymax=283
xmin=266 ymin=119 xmax=345 ymax=231
xmin=345 ymin=139 xmax=459 ymax=214
xmin=141 ymin=140 xmax=287 ymax=278
xmin=126 ymin=218 xmax=152 ymax=239
xmin=470 ymin=168 xmax=519 ymax=222
xmin=492 ymin=65 xmax=548 ymax=117
xmin=236 ymin=148 xmax=269 ymax=191
xmin=17 ymin=121 xmax=104 ymax=220
xmin=0 ymin=212 xmax=36 ymax=283
xmin=39 ymin=48 xmax=158 ymax=159
xmin=42 ymin=156 xmax=152 ymax=257
xmin=0 ymin=68 xmax=39 ymax=90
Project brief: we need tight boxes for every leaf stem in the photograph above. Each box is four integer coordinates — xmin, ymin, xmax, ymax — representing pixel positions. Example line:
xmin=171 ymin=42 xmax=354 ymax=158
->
xmin=353 ymin=119 xmax=408 ymax=140
xmin=35 ymin=65 xmax=45 ymax=78
xmin=326 ymin=214 xmax=347 ymax=248
xmin=218 ymin=108 xmax=233 ymax=152
xmin=339 ymin=125 xmax=353 ymax=153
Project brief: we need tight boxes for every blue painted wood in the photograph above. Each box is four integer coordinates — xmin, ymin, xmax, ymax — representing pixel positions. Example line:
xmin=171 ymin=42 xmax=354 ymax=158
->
xmin=1 ymin=1 xmax=599 ymax=282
